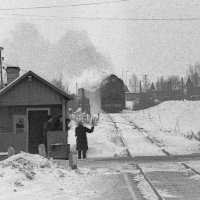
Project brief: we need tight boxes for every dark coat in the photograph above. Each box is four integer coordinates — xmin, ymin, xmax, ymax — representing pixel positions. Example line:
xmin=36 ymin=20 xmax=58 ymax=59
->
xmin=75 ymin=125 xmax=94 ymax=151
xmin=53 ymin=118 xmax=71 ymax=131
xmin=43 ymin=120 xmax=53 ymax=137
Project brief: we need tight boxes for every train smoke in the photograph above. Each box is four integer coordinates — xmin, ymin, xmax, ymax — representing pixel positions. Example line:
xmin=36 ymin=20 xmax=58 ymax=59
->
xmin=3 ymin=23 xmax=113 ymax=91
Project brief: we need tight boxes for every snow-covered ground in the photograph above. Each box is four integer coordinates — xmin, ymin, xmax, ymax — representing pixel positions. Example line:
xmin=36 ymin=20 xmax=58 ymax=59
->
xmin=132 ymin=100 xmax=200 ymax=137
xmin=122 ymin=100 xmax=200 ymax=155
xmin=1 ymin=153 xmax=141 ymax=200
xmin=0 ymin=153 xmax=104 ymax=200
xmin=69 ymin=101 xmax=200 ymax=157
xmin=68 ymin=114 xmax=128 ymax=158
xmin=0 ymin=152 xmax=160 ymax=200
xmin=1 ymin=100 xmax=200 ymax=199
xmin=108 ymin=114 xmax=165 ymax=156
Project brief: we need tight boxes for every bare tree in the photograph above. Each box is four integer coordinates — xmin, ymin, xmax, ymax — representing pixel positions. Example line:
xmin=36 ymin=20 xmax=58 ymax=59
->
xmin=168 ymin=75 xmax=181 ymax=91
xmin=129 ymin=74 xmax=139 ymax=92
xmin=142 ymin=75 xmax=151 ymax=92
xmin=156 ymin=76 xmax=181 ymax=91
xmin=156 ymin=76 xmax=166 ymax=91
xmin=187 ymin=63 xmax=200 ymax=89
xmin=51 ymin=75 xmax=66 ymax=92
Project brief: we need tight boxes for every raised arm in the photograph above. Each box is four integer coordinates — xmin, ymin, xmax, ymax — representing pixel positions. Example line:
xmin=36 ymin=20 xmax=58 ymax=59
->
xmin=85 ymin=126 xmax=94 ymax=133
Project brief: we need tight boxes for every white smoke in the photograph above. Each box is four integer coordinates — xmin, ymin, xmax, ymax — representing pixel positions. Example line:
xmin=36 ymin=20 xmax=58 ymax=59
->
xmin=3 ymin=22 xmax=113 ymax=92
xmin=70 ymin=68 xmax=109 ymax=92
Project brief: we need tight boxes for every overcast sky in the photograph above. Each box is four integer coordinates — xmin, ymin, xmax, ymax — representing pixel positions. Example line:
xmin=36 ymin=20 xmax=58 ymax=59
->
xmin=1 ymin=0 xmax=200 ymax=83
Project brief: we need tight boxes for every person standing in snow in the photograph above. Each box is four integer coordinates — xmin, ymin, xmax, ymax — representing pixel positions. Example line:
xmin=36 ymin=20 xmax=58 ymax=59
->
xmin=75 ymin=120 xmax=94 ymax=159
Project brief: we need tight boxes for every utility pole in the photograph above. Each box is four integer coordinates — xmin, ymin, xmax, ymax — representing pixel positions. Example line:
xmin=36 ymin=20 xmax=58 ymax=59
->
xmin=181 ymin=77 xmax=184 ymax=101
xmin=67 ymin=85 xmax=69 ymax=94
xmin=0 ymin=47 xmax=4 ymax=89
xmin=125 ymin=70 xmax=129 ymax=85
xmin=140 ymin=81 xmax=142 ymax=93
xmin=144 ymin=75 xmax=148 ymax=93
xmin=76 ymin=82 xmax=78 ymax=95
xmin=122 ymin=68 xmax=124 ymax=82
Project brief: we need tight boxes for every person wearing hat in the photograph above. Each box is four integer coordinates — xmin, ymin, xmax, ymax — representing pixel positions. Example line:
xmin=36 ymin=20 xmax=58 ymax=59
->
xmin=75 ymin=121 xmax=94 ymax=159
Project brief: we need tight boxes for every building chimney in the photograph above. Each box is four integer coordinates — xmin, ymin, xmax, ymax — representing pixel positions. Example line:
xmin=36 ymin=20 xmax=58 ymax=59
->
xmin=6 ymin=66 xmax=20 ymax=85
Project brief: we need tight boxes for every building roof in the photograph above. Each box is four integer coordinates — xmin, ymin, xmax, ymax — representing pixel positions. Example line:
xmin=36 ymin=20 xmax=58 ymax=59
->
xmin=0 ymin=71 xmax=72 ymax=100
xmin=150 ymin=83 xmax=156 ymax=91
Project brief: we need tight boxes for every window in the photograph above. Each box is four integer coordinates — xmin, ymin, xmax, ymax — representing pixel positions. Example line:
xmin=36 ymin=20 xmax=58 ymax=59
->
xmin=13 ymin=115 xmax=25 ymax=133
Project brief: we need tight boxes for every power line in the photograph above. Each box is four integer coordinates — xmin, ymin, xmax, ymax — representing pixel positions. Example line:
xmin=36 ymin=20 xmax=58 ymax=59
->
xmin=0 ymin=47 xmax=4 ymax=89
xmin=0 ymin=0 xmax=129 ymax=11
xmin=2 ymin=14 xmax=200 ymax=22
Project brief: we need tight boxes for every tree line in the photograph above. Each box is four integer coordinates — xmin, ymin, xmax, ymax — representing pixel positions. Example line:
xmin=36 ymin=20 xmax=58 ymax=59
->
xmin=128 ymin=63 xmax=200 ymax=93
xmin=50 ymin=62 xmax=200 ymax=94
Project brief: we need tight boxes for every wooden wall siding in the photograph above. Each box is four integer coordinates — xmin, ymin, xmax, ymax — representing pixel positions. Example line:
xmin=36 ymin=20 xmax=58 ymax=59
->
xmin=0 ymin=105 xmax=62 ymax=133
xmin=50 ymin=105 xmax=62 ymax=119
xmin=0 ymin=107 xmax=26 ymax=133
xmin=0 ymin=132 xmax=26 ymax=152
xmin=0 ymin=76 xmax=63 ymax=106
xmin=0 ymin=107 xmax=12 ymax=133
xmin=0 ymin=105 xmax=63 ymax=152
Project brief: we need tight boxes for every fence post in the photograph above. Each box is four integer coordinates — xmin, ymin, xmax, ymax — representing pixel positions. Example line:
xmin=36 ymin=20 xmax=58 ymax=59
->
xmin=69 ymin=151 xmax=77 ymax=169
xmin=38 ymin=144 xmax=46 ymax=157
xmin=8 ymin=147 xmax=15 ymax=157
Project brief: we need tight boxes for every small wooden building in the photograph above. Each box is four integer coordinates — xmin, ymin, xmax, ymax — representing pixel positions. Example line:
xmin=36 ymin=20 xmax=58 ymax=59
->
xmin=0 ymin=69 xmax=72 ymax=154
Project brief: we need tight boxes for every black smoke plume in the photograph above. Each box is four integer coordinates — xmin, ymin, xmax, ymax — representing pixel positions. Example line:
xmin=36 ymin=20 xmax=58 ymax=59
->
xmin=3 ymin=23 xmax=113 ymax=91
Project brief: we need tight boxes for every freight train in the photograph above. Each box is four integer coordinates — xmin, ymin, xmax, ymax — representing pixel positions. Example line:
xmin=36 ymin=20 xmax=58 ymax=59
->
xmin=100 ymin=74 xmax=125 ymax=113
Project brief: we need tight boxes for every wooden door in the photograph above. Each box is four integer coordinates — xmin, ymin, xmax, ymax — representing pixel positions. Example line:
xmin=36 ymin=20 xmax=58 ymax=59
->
xmin=28 ymin=110 xmax=48 ymax=153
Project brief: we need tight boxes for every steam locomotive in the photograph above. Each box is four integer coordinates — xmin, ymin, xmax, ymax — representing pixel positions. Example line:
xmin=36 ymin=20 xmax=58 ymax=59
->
xmin=100 ymin=74 xmax=125 ymax=113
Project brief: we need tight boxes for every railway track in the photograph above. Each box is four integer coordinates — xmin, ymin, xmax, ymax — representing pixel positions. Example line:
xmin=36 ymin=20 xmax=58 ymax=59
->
xmin=105 ymin=113 xmax=200 ymax=200
xmin=105 ymin=113 xmax=167 ymax=199
xmin=119 ymin=114 xmax=200 ymax=167
xmin=106 ymin=113 xmax=132 ymax=157
xmin=120 ymin=114 xmax=171 ymax=156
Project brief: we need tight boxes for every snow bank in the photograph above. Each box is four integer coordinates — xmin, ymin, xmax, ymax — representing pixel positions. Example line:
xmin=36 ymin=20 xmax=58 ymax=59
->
xmin=122 ymin=101 xmax=200 ymax=155
xmin=141 ymin=100 xmax=200 ymax=138
xmin=0 ymin=152 xmax=101 ymax=200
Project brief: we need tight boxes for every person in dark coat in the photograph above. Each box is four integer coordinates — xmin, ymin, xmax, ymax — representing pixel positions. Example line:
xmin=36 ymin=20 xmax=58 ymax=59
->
xmin=75 ymin=121 xmax=94 ymax=159
xmin=53 ymin=115 xmax=71 ymax=131
xmin=43 ymin=115 xmax=53 ymax=153
xmin=52 ymin=115 xmax=62 ymax=131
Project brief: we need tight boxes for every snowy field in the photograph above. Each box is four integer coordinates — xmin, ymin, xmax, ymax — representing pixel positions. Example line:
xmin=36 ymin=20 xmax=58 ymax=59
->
xmin=122 ymin=100 xmax=200 ymax=155
xmin=130 ymin=100 xmax=200 ymax=137
xmin=69 ymin=100 xmax=200 ymax=157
